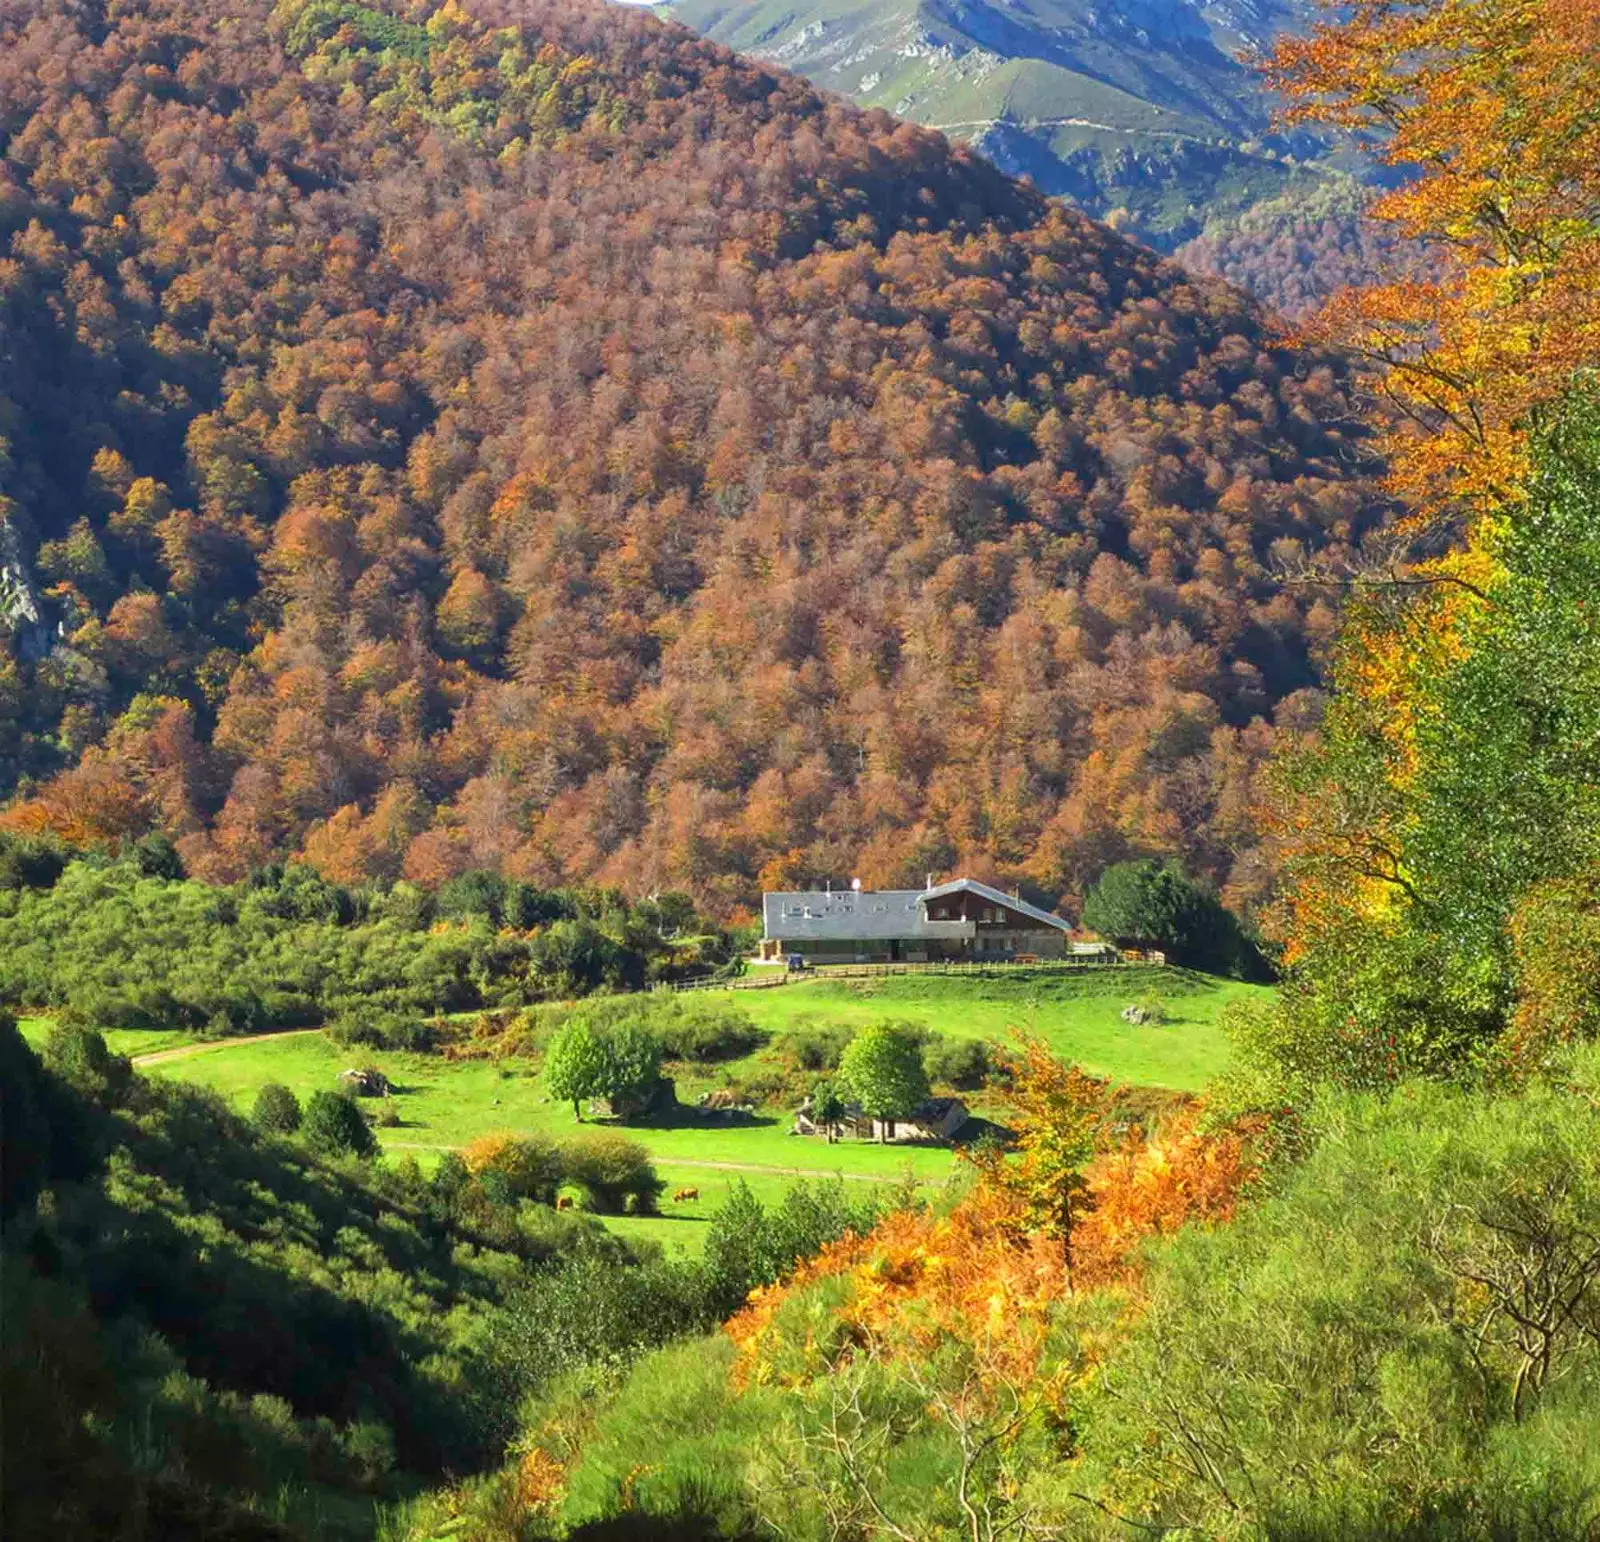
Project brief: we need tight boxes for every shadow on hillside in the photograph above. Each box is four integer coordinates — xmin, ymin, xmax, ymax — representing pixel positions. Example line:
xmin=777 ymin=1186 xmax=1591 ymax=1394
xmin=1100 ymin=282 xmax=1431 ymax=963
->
xmin=629 ymin=1103 xmax=781 ymax=1134
xmin=951 ymin=1115 xmax=1014 ymax=1148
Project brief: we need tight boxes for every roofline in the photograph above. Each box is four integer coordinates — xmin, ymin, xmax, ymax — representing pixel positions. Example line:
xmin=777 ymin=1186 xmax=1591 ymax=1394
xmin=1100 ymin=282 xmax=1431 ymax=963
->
xmin=920 ymin=877 xmax=1072 ymax=932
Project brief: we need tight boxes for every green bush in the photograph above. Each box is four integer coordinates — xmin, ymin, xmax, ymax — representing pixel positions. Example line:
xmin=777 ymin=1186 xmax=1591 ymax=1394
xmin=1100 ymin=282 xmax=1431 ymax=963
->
xmin=780 ymin=1019 xmax=855 ymax=1072
xmin=563 ymin=1132 xmax=663 ymax=1214
xmin=652 ymin=1000 xmax=766 ymax=1062
xmin=920 ymin=1034 xmax=992 ymax=1090
xmin=0 ymin=856 xmax=735 ymax=1036
xmin=250 ymin=1081 xmax=302 ymax=1134
xmin=487 ymin=1248 xmax=710 ymax=1401
xmin=42 ymin=1021 xmax=133 ymax=1108
xmin=327 ymin=1002 xmax=434 ymax=1050
xmin=300 ymin=1090 xmax=377 ymax=1159
xmin=701 ymin=1178 xmax=881 ymax=1317
xmin=475 ymin=1134 xmax=565 ymax=1204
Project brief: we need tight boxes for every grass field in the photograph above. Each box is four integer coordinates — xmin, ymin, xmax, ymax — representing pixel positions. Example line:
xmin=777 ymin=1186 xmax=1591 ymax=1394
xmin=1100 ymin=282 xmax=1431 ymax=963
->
xmin=18 ymin=1016 xmax=198 ymax=1059
xmin=711 ymin=965 xmax=1258 ymax=1091
xmin=51 ymin=966 xmax=1261 ymax=1256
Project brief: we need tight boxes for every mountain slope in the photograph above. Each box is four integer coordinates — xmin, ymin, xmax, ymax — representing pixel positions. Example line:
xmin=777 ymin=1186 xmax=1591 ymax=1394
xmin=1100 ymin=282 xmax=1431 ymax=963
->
xmin=664 ymin=0 xmax=1351 ymax=245
xmin=0 ymin=0 xmax=1381 ymax=914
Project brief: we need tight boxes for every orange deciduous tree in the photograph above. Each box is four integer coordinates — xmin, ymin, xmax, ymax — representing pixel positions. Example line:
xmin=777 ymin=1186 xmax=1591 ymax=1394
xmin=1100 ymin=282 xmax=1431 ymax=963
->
xmin=1266 ymin=0 xmax=1600 ymax=518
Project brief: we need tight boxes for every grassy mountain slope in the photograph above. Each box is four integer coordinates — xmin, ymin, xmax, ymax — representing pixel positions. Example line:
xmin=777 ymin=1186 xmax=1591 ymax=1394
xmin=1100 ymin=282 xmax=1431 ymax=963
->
xmin=0 ymin=0 xmax=1383 ymax=916
xmin=664 ymin=0 xmax=1353 ymax=245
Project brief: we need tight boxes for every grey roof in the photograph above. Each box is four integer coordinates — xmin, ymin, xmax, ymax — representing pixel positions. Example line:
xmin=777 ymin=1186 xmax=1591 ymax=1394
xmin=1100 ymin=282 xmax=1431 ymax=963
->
xmin=921 ymin=878 xmax=1073 ymax=934
xmin=762 ymin=878 xmax=1071 ymax=942
xmin=763 ymin=889 xmax=940 ymax=943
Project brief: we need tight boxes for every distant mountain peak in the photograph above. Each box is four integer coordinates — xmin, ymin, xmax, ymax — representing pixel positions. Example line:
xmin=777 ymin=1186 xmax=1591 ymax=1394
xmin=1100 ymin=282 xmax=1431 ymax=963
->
xmin=665 ymin=0 xmax=1353 ymax=247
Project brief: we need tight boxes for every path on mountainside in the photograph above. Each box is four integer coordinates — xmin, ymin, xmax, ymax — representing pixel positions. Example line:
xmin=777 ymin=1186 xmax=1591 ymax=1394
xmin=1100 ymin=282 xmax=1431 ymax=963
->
xmin=381 ymin=1141 xmax=898 ymax=1183
xmin=134 ymin=1027 xmax=325 ymax=1066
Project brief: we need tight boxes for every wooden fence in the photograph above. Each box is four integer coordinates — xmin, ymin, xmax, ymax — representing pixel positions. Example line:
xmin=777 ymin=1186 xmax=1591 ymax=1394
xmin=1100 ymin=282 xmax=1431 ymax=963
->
xmin=654 ymin=954 xmax=1152 ymax=994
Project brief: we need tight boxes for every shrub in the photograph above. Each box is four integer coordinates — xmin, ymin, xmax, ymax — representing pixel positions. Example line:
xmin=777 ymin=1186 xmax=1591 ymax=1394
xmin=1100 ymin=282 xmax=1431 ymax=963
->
xmin=327 ymin=1003 xmax=433 ymax=1051
xmin=921 ymin=1035 xmax=992 ymax=1090
xmin=301 ymin=1091 xmax=376 ymax=1159
xmin=462 ymin=1133 xmax=564 ymax=1204
xmin=42 ymin=1021 xmax=133 ymax=1109
xmin=486 ymin=1249 xmax=710 ymax=1401
xmin=780 ymin=1020 xmax=856 ymax=1072
xmin=1071 ymin=1069 xmax=1600 ymax=1534
xmin=251 ymin=1082 xmax=302 ymax=1134
xmin=564 ymin=1132 xmax=663 ymax=1214
xmin=653 ymin=1001 xmax=766 ymax=1062
xmin=702 ymin=1178 xmax=881 ymax=1316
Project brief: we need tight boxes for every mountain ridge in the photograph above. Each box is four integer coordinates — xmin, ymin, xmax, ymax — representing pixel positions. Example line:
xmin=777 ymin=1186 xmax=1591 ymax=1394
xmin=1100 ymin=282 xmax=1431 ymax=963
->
xmin=663 ymin=0 xmax=1348 ymax=245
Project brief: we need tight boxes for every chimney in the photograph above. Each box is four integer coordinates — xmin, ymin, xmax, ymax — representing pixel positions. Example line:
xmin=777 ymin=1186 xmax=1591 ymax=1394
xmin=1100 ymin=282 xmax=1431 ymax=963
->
xmin=926 ymin=872 xmax=936 ymax=891
xmin=851 ymin=877 xmax=861 ymax=892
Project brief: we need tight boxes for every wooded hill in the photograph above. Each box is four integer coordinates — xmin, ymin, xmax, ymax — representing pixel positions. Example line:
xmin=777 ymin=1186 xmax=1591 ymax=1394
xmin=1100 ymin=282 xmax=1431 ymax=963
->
xmin=0 ymin=0 xmax=1382 ymax=915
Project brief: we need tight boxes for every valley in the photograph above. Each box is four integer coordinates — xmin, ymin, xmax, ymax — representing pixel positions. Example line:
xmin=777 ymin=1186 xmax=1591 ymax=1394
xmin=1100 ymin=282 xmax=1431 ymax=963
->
xmin=22 ymin=966 xmax=1254 ymax=1256
xmin=2 ymin=0 xmax=1598 ymax=1536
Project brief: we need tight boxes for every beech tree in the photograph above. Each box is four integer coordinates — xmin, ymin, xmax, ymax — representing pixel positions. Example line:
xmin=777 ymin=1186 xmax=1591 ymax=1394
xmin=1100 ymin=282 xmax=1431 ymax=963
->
xmin=838 ymin=1023 xmax=929 ymax=1141
xmin=543 ymin=1019 xmax=609 ymax=1121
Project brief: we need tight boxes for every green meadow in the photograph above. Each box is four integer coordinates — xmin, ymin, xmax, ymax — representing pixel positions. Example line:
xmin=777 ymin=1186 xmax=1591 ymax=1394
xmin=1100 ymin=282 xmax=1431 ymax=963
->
xmin=713 ymin=965 xmax=1256 ymax=1091
xmin=57 ymin=965 xmax=1257 ymax=1256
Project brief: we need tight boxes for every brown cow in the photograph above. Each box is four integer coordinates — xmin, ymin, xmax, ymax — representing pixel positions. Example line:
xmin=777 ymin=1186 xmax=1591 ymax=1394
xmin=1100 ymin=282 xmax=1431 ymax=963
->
xmin=556 ymin=1195 xmax=574 ymax=1211
xmin=672 ymin=1187 xmax=700 ymax=1203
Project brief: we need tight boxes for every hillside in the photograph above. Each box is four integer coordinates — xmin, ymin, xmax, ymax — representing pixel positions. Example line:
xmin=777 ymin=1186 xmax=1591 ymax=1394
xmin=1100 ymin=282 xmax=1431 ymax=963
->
xmin=1175 ymin=176 xmax=1435 ymax=318
xmin=663 ymin=0 xmax=1361 ymax=247
xmin=0 ymin=0 xmax=1383 ymax=915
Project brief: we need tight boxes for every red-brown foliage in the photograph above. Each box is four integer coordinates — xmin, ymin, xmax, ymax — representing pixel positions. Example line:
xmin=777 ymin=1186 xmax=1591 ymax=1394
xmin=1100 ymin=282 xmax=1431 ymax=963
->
xmin=0 ymin=0 xmax=1383 ymax=911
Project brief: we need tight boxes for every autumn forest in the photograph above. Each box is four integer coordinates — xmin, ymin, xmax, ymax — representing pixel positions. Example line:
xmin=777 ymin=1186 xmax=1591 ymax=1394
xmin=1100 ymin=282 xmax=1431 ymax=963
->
xmin=0 ymin=0 xmax=1388 ymax=916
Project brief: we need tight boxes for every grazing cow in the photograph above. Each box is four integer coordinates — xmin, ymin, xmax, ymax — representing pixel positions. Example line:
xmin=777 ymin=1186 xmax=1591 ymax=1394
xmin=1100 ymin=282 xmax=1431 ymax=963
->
xmin=556 ymin=1195 xmax=574 ymax=1211
xmin=672 ymin=1187 xmax=700 ymax=1203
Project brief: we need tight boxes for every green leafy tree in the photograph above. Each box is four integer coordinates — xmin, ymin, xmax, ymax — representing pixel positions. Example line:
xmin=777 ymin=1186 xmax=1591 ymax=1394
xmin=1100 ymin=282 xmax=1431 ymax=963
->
xmin=251 ymin=1081 xmax=302 ymax=1134
xmin=1261 ymin=390 xmax=1600 ymax=1090
xmin=301 ymin=1090 xmax=376 ymax=1158
xmin=1083 ymin=859 xmax=1255 ymax=976
xmin=838 ymin=1022 xmax=930 ymax=1141
xmin=42 ymin=1021 xmax=133 ymax=1108
xmin=600 ymin=1021 xmax=665 ymax=1120
xmin=544 ymin=1018 xmax=609 ymax=1120
xmin=811 ymin=1079 xmax=847 ymax=1143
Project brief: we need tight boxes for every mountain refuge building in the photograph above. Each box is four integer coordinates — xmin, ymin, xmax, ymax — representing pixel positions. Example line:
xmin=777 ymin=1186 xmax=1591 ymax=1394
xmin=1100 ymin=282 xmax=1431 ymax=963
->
xmin=759 ymin=877 xmax=1074 ymax=964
